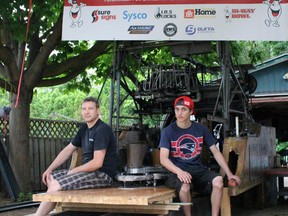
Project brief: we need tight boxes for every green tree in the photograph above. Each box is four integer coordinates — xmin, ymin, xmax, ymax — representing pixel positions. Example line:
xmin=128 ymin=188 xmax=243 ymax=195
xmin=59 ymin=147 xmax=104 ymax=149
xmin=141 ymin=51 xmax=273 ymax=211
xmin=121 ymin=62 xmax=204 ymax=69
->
xmin=30 ymin=87 xmax=88 ymax=121
xmin=0 ymin=1 xmax=111 ymax=191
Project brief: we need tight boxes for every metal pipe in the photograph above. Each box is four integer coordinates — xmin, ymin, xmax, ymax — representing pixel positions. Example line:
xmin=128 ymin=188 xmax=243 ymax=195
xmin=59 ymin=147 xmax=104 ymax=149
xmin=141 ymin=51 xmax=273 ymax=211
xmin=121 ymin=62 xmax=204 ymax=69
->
xmin=235 ymin=116 xmax=239 ymax=137
xmin=109 ymin=41 xmax=117 ymax=127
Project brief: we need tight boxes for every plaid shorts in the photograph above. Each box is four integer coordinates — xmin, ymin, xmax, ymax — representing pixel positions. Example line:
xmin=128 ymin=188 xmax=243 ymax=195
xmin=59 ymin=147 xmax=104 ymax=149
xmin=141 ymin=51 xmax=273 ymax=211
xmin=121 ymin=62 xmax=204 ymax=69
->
xmin=51 ymin=169 xmax=113 ymax=190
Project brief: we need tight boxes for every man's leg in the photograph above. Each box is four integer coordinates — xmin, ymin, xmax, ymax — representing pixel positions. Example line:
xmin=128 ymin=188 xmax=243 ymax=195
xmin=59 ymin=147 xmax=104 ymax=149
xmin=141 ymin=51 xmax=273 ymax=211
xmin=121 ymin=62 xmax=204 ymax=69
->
xmin=210 ymin=176 xmax=223 ymax=216
xmin=35 ymin=175 xmax=62 ymax=216
xmin=179 ymin=183 xmax=192 ymax=216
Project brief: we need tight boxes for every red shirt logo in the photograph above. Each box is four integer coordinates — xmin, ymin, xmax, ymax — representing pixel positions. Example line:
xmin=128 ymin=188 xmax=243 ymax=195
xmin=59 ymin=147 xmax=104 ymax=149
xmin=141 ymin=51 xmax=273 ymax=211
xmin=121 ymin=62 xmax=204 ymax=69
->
xmin=171 ymin=134 xmax=203 ymax=159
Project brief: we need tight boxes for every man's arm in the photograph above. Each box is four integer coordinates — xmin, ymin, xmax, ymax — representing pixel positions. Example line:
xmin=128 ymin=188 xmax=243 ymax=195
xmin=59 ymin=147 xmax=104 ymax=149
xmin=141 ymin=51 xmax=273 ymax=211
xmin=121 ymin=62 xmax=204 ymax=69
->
xmin=42 ymin=143 xmax=77 ymax=185
xmin=210 ymin=145 xmax=241 ymax=185
xmin=68 ymin=149 xmax=106 ymax=175
xmin=160 ymin=147 xmax=192 ymax=183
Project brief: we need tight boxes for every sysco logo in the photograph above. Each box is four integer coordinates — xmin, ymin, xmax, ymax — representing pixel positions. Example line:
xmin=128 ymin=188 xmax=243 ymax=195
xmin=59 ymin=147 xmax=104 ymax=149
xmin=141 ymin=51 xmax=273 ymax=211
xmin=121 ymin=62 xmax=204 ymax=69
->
xmin=123 ymin=11 xmax=148 ymax=22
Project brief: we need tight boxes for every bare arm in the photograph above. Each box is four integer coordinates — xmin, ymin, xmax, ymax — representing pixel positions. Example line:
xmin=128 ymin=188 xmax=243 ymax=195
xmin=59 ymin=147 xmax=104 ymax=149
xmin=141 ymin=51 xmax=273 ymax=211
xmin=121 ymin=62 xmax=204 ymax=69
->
xmin=42 ymin=143 xmax=77 ymax=185
xmin=210 ymin=145 xmax=241 ymax=185
xmin=68 ymin=149 xmax=106 ymax=175
xmin=160 ymin=147 xmax=192 ymax=183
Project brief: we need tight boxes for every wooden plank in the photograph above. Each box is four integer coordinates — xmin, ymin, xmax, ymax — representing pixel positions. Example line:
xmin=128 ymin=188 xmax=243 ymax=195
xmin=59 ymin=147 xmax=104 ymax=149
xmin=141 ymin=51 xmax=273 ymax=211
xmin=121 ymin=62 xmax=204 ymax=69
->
xmin=44 ymin=138 xmax=52 ymax=174
xmin=30 ymin=137 xmax=40 ymax=191
xmin=69 ymin=148 xmax=82 ymax=169
xmin=228 ymin=178 xmax=263 ymax=196
xmin=33 ymin=187 xmax=176 ymax=206
xmin=221 ymin=188 xmax=231 ymax=216
xmin=60 ymin=202 xmax=180 ymax=214
xmin=148 ymin=192 xmax=176 ymax=204
xmin=265 ymin=168 xmax=288 ymax=176
xmin=39 ymin=138 xmax=46 ymax=191
xmin=62 ymin=206 xmax=169 ymax=215
xmin=50 ymin=139 xmax=57 ymax=166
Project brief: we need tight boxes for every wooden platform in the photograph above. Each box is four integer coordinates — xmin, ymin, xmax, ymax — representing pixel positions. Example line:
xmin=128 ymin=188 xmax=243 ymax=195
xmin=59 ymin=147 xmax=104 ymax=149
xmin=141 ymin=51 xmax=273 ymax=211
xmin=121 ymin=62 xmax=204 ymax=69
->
xmin=33 ymin=186 xmax=180 ymax=215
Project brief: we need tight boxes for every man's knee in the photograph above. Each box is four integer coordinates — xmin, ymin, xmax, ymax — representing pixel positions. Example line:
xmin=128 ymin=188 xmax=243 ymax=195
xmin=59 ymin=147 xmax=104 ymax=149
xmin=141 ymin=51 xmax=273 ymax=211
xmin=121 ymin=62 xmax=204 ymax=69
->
xmin=47 ymin=179 xmax=62 ymax=192
xmin=212 ymin=176 xmax=223 ymax=190
xmin=180 ymin=183 xmax=191 ymax=194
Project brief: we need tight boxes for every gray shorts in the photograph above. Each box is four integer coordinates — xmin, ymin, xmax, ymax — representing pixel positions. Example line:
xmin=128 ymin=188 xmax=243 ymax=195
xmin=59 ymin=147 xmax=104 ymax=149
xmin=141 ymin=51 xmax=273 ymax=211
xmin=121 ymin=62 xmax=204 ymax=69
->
xmin=166 ymin=166 xmax=220 ymax=195
xmin=52 ymin=169 xmax=113 ymax=190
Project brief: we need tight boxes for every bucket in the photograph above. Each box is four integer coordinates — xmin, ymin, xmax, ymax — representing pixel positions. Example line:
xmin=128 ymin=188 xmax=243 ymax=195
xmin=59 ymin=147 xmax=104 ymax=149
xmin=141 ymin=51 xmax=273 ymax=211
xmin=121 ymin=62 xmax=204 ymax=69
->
xmin=127 ymin=142 xmax=148 ymax=168
xmin=151 ymin=148 xmax=161 ymax=167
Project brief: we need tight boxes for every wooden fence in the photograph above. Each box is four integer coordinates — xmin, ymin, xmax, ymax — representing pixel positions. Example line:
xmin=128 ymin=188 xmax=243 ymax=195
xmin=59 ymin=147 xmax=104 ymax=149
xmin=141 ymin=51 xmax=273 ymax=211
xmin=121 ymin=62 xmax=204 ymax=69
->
xmin=0 ymin=117 xmax=80 ymax=191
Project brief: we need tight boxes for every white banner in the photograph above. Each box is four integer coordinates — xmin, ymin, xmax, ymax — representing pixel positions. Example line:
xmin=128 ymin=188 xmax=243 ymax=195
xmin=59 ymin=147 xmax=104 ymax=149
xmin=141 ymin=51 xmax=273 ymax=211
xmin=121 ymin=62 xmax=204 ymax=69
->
xmin=62 ymin=0 xmax=288 ymax=41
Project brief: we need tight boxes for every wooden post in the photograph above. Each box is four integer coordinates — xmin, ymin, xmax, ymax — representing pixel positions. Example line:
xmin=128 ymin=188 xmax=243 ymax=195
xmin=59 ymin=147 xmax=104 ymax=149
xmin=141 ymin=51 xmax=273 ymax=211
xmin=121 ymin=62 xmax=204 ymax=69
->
xmin=221 ymin=187 xmax=231 ymax=216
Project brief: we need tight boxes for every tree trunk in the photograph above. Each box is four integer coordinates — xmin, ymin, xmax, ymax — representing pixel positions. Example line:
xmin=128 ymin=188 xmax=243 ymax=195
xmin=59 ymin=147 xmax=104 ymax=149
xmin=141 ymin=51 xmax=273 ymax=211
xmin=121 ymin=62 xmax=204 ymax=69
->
xmin=9 ymin=86 xmax=32 ymax=192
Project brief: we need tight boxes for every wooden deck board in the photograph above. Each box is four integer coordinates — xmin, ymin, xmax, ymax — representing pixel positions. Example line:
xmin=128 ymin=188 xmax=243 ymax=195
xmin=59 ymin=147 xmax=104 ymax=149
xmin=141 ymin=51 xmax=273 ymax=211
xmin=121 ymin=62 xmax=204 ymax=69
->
xmin=33 ymin=186 xmax=176 ymax=206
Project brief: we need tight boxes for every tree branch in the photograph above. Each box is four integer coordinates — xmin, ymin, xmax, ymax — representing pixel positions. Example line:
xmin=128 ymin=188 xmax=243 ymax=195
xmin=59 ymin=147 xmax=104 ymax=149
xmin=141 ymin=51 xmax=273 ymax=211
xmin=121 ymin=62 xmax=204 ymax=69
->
xmin=42 ymin=41 xmax=111 ymax=78
xmin=0 ymin=63 xmax=6 ymax=79
xmin=36 ymin=68 xmax=83 ymax=87
xmin=25 ymin=14 xmax=63 ymax=88
xmin=0 ymin=78 xmax=16 ymax=92
xmin=27 ymin=13 xmax=42 ymax=69
xmin=0 ymin=44 xmax=19 ymax=84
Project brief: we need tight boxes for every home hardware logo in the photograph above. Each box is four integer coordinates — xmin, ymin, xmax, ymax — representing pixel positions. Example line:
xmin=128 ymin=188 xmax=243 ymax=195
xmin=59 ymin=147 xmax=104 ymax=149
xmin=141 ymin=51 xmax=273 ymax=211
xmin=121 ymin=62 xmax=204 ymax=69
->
xmin=184 ymin=8 xmax=216 ymax=18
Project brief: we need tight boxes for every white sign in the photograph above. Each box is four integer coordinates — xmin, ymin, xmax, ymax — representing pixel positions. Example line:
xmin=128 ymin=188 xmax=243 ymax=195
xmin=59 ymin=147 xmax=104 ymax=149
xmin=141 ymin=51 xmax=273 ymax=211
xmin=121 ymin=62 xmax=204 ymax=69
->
xmin=62 ymin=0 xmax=288 ymax=41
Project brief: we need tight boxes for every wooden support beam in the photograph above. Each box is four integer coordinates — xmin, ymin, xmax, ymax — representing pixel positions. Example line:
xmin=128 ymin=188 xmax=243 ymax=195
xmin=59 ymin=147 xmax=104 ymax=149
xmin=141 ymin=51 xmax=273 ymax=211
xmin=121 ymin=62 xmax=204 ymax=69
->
xmin=221 ymin=188 xmax=231 ymax=216
xmin=228 ymin=178 xmax=263 ymax=196
xmin=59 ymin=202 xmax=180 ymax=215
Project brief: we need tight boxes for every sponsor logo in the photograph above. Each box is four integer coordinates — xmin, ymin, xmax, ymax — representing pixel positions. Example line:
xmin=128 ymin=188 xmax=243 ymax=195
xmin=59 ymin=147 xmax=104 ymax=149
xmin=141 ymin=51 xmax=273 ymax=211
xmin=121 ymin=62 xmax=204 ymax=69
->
xmin=185 ymin=25 xmax=215 ymax=35
xmin=154 ymin=7 xmax=176 ymax=19
xmin=123 ymin=11 xmax=148 ymax=22
xmin=197 ymin=26 xmax=215 ymax=33
xmin=264 ymin=0 xmax=282 ymax=27
xmin=92 ymin=10 xmax=116 ymax=22
xmin=184 ymin=8 xmax=216 ymax=18
xmin=128 ymin=25 xmax=154 ymax=34
xmin=185 ymin=25 xmax=196 ymax=35
xmin=163 ymin=23 xmax=177 ymax=37
xmin=224 ymin=6 xmax=255 ymax=23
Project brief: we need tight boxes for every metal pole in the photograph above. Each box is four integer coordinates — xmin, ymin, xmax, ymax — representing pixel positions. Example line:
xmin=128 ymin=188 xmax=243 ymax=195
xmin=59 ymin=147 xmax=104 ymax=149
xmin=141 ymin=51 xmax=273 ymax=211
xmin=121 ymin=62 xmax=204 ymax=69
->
xmin=115 ymin=58 xmax=121 ymax=153
xmin=109 ymin=41 xmax=117 ymax=127
xmin=220 ymin=41 xmax=231 ymax=136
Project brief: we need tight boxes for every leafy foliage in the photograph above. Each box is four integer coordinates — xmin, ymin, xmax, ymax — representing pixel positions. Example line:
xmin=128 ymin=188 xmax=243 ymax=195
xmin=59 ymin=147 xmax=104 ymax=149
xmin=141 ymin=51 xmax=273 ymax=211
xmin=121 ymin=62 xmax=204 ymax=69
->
xmin=17 ymin=192 xmax=33 ymax=202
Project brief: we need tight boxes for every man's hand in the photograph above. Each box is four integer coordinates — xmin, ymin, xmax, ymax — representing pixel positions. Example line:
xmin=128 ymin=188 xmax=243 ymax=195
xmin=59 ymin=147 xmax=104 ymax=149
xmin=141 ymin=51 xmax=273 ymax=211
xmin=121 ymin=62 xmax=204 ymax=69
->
xmin=177 ymin=170 xmax=192 ymax=183
xmin=42 ymin=169 xmax=53 ymax=185
xmin=228 ymin=175 xmax=241 ymax=186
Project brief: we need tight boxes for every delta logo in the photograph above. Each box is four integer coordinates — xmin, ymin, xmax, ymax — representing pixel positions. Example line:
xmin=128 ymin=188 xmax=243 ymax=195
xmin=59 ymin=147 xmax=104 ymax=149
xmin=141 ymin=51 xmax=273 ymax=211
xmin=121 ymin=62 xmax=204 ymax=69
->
xmin=128 ymin=25 xmax=154 ymax=34
xmin=92 ymin=10 xmax=116 ymax=22
xmin=184 ymin=8 xmax=216 ymax=19
xmin=186 ymin=25 xmax=215 ymax=35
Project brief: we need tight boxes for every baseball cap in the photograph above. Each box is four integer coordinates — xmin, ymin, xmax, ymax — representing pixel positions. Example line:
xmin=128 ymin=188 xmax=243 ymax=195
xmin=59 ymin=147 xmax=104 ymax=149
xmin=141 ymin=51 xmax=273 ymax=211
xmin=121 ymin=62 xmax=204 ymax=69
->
xmin=174 ymin=96 xmax=194 ymax=110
